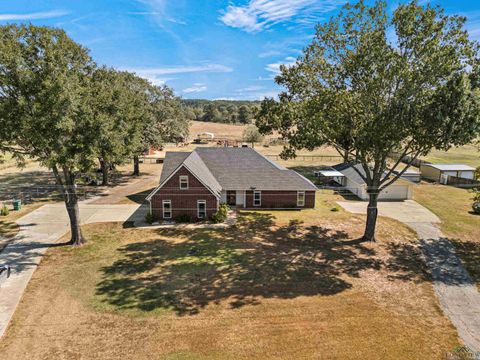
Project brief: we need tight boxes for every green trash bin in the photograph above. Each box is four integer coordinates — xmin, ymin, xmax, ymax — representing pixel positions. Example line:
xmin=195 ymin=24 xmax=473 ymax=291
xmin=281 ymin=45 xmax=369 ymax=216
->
xmin=12 ymin=200 xmax=21 ymax=211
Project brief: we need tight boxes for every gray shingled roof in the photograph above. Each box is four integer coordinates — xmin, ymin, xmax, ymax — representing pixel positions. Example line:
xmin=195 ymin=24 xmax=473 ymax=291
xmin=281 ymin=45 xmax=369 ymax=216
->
xmin=159 ymin=147 xmax=317 ymax=192
xmin=159 ymin=152 xmax=190 ymax=184
xmin=158 ymin=151 xmax=222 ymax=197
xmin=181 ymin=151 xmax=222 ymax=196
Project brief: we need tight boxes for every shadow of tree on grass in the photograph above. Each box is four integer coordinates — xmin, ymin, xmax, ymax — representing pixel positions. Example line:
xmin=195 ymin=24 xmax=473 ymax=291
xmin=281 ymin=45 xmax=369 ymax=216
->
xmin=96 ymin=212 xmax=428 ymax=316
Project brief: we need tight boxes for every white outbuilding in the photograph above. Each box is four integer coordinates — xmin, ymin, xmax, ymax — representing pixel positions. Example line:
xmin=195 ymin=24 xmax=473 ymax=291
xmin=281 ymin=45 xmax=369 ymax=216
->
xmin=420 ymin=164 xmax=475 ymax=183
xmin=333 ymin=163 xmax=414 ymax=201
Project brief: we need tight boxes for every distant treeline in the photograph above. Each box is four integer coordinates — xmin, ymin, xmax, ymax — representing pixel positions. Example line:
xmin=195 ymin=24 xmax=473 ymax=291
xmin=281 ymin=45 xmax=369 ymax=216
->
xmin=182 ymin=99 xmax=260 ymax=124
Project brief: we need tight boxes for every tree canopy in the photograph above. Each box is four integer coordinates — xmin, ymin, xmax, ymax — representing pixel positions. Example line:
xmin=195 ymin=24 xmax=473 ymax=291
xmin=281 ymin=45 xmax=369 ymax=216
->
xmin=182 ymin=99 xmax=259 ymax=124
xmin=257 ymin=0 xmax=480 ymax=241
xmin=243 ymin=125 xmax=264 ymax=147
xmin=0 ymin=24 xmax=189 ymax=245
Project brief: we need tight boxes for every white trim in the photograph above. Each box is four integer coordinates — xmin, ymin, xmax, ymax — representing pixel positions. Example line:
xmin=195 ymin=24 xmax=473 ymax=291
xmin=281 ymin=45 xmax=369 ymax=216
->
xmin=146 ymin=164 xmax=220 ymax=201
xmin=179 ymin=175 xmax=189 ymax=190
xmin=162 ymin=200 xmax=172 ymax=219
xmin=253 ymin=190 xmax=261 ymax=207
xmin=197 ymin=200 xmax=207 ymax=218
xmin=297 ymin=191 xmax=305 ymax=207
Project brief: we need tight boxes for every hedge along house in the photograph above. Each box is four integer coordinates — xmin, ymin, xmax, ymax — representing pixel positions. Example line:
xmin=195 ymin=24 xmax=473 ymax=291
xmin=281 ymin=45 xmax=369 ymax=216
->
xmin=146 ymin=147 xmax=318 ymax=221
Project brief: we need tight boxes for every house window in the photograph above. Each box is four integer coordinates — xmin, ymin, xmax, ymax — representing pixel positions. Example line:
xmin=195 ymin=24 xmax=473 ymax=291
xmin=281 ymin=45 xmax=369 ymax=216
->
xmin=179 ymin=175 xmax=189 ymax=190
xmin=297 ymin=191 xmax=305 ymax=207
xmin=197 ymin=200 xmax=206 ymax=218
xmin=162 ymin=200 xmax=172 ymax=219
xmin=253 ymin=190 xmax=261 ymax=207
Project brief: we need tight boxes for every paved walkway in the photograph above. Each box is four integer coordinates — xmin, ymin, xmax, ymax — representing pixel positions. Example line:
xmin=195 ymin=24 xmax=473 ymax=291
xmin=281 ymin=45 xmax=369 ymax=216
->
xmin=0 ymin=203 xmax=141 ymax=338
xmin=337 ymin=200 xmax=480 ymax=351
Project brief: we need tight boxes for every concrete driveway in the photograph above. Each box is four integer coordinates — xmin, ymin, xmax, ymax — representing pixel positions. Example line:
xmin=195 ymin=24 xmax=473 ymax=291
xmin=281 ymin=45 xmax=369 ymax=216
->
xmin=0 ymin=203 xmax=141 ymax=339
xmin=336 ymin=199 xmax=440 ymax=224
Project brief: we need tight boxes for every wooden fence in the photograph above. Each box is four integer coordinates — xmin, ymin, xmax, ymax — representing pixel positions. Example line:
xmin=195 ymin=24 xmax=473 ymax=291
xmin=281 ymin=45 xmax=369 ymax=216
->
xmin=265 ymin=154 xmax=343 ymax=162
xmin=446 ymin=176 xmax=480 ymax=189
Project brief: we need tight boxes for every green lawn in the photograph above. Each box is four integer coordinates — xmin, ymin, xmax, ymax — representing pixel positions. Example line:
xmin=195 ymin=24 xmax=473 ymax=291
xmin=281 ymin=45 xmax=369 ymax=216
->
xmin=420 ymin=144 xmax=479 ymax=167
xmin=0 ymin=202 xmax=459 ymax=359
xmin=414 ymin=184 xmax=480 ymax=287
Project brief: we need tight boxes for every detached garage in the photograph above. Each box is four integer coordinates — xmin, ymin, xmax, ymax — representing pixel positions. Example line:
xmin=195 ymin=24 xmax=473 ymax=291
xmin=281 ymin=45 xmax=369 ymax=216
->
xmin=420 ymin=164 xmax=475 ymax=183
xmin=333 ymin=163 xmax=414 ymax=201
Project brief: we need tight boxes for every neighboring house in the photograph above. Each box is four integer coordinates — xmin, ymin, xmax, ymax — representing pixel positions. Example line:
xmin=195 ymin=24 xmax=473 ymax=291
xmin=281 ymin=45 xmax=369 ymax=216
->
xmin=146 ymin=147 xmax=317 ymax=221
xmin=332 ymin=163 xmax=414 ymax=201
xmin=420 ymin=163 xmax=476 ymax=183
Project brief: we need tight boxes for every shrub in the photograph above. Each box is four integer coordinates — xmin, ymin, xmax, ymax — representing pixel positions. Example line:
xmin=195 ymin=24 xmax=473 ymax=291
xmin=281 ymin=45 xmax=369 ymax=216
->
xmin=0 ymin=203 xmax=9 ymax=216
xmin=145 ymin=211 xmax=154 ymax=224
xmin=211 ymin=204 xmax=229 ymax=223
xmin=177 ymin=214 xmax=191 ymax=223
xmin=472 ymin=189 xmax=480 ymax=214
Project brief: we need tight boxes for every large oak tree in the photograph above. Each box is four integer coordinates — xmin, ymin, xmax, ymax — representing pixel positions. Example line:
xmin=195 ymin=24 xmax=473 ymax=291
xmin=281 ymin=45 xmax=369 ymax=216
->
xmin=257 ymin=1 xmax=480 ymax=241
xmin=0 ymin=24 xmax=98 ymax=245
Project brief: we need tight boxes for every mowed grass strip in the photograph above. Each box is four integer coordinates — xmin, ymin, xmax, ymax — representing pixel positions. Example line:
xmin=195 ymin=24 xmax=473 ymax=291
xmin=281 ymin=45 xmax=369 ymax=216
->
xmin=0 ymin=201 xmax=458 ymax=359
xmin=414 ymin=184 xmax=480 ymax=288
xmin=421 ymin=144 xmax=479 ymax=167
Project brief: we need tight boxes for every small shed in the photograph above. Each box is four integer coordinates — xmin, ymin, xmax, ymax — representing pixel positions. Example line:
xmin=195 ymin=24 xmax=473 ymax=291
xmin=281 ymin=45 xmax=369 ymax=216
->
xmin=420 ymin=164 xmax=475 ymax=183
xmin=333 ymin=163 xmax=414 ymax=201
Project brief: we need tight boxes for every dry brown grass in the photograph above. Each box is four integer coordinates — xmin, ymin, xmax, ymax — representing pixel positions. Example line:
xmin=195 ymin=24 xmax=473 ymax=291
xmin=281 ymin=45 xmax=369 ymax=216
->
xmin=190 ymin=121 xmax=250 ymax=140
xmin=0 ymin=203 xmax=458 ymax=359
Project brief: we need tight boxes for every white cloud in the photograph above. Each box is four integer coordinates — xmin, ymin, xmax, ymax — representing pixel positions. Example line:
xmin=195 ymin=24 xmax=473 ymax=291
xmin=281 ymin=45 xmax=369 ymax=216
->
xmin=235 ymin=85 xmax=264 ymax=92
xmin=183 ymin=83 xmax=207 ymax=93
xmin=219 ymin=0 xmax=346 ymax=33
xmin=0 ymin=10 xmax=69 ymax=21
xmin=124 ymin=64 xmax=232 ymax=85
xmin=128 ymin=64 xmax=232 ymax=76
xmin=219 ymin=90 xmax=279 ymax=101
xmin=258 ymin=50 xmax=282 ymax=58
xmin=265 ymin=56 xmax=297 ymax=74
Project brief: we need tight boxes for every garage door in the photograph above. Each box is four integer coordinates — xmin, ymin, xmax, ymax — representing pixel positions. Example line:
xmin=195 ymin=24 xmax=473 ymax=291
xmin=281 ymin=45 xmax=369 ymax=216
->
xmin=379 ymin=185 xmax=409 ymax=200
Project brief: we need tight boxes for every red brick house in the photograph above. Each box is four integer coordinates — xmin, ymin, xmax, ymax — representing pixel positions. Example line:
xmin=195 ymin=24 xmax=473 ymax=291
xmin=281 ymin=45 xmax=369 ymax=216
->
xmin=146 ymin=147 xmax=317 ymax=221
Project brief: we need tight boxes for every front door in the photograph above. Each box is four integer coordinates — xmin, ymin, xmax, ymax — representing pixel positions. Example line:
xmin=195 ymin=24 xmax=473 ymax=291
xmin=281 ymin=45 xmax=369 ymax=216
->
xmin=226 ymin=190 xmax=236 ymax=206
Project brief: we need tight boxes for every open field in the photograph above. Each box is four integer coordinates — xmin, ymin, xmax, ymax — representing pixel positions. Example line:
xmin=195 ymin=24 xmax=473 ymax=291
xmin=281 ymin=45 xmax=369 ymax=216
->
xmin=0 ymin=192 xmax=459 ymax=359
xmin=420 ymin=144 xmax=479 ymax=167
xmin=190 ymin=121 xmax=251 ymax=140
xmin=414 ymin=184 xmax=480 ymax=288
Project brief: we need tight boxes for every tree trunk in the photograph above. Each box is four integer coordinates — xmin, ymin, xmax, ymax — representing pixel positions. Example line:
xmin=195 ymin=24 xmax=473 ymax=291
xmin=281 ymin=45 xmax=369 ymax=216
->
xmin=343 ymin=148 xmax=349 ymax=162
xmin=100 ymin=159 xmax=109 ymax=186
xmin=65 ymin=194 xmax=85 ymax=245
xmin=363 ymin=191 xmax=379 ymax=242
xmin=52 ymin=165 xmax=86 ymax=246
xmin=133 ymin=155 xmax=140 ymax=176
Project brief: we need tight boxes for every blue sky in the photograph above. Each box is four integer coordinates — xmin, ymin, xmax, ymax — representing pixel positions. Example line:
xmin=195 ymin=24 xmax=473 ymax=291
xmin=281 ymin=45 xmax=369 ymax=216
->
xmin=1 ymin=1 xmax=480 ymax=100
